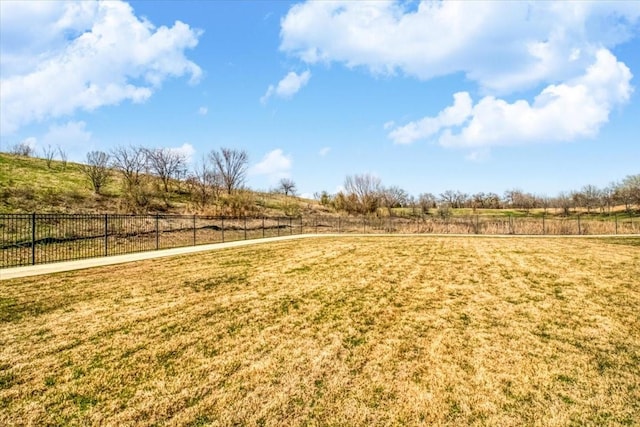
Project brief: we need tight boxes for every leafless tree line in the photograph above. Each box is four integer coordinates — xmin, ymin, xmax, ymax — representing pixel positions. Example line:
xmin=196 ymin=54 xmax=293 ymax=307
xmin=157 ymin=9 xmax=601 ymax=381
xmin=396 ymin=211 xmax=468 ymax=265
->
xmin=7 ymin=141 xmax=68 ymax=169
xmin=81 ymin=145 xmax=249 ymax=212
xmin=318 ymin=173 xmax=640 ymax=216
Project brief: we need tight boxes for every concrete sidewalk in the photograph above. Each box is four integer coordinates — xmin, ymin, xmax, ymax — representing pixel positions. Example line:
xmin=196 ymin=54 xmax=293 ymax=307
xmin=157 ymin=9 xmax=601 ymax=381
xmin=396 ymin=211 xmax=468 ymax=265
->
xmin=0 ymin=234 xmax=313 ymax=281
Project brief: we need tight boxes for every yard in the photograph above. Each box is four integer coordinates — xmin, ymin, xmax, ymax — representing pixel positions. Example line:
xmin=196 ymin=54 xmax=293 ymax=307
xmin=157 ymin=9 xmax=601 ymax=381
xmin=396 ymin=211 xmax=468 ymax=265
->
xmin=1 ymin=236 xmax=639 ymax=426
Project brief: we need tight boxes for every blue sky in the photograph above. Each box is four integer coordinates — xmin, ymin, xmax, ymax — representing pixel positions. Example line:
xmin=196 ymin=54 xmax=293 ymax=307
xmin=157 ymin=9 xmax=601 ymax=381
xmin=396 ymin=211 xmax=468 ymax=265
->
xmin=1 ymin=1 xmax=639 ymax=199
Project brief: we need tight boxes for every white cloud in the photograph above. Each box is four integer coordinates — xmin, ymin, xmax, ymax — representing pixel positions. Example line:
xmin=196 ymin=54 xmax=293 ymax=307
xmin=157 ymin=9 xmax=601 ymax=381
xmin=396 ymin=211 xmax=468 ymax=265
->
xmin=0 ymin=0 xmax=202 ymax=134
xmin=318 ymin=146 xmax=331 ymax=157
xmin=261 ymin=70 xmax=311 ymax=104
xmin=280 ymin=1 xmax=640 ymax=94
xmin=388 ymin=49 xmax=633 ymax=148
xmin=169 ymin=143 xmax=195 ymax=163
xmin=465 ymin=149 xmax=490 ymax=163
xmin=389 ymin=92 xmax=472 ymax=144
xmin=14 ymin=120 xmax=94 ymax=161
xmin=250 ymin=149 xmax=292 ymax=183
xmin=42 ymin=120 xmax=92 ymax=149
xmin=198 ymin=106 xmax=208 ymax=116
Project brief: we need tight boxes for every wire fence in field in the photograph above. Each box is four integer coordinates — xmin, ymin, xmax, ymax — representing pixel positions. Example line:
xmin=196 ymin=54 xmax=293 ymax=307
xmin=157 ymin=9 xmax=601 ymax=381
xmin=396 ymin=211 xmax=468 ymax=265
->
xmin=309 ymin=215 xmax=639 ymax=236
xmin=1 ymin=213 xmax=638 ymax=268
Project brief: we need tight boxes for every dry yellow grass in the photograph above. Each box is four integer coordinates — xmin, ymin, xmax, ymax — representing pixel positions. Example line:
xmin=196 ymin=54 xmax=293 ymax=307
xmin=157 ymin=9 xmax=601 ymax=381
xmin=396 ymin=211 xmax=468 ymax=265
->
xmin=1 ymin=236 xmax=639 ymax=426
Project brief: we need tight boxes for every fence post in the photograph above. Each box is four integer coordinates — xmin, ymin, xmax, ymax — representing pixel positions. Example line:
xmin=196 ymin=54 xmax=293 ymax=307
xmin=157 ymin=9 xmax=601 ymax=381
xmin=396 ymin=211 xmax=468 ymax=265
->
xmin=244 ymin=216 xmax=247 ymax=240
xmin=363 ymin=217 xmax=366 ymax=234
xmin=31 ymin=212 xmax=36 ymax=265
xmin=475 ymin=215 xmax=479 ymax=234
xmin=104 ymin=214 xmax=108 ymax=256
xmin=300 ymin=216 xmax=303 ymax=234
xmin=193 ymin=214 xmax=197 ymax=246
xmin=289 ymin=217 xmax=292 ymax=235
xmin=221 ymin=217 xmax=225 ymax=242
xmin=577 ymin=214 xmax=581 ymax=235
xmin=338 ymin=217 xmax=341 ymax=233
xmin=155 ymin=214 xmax=159 ymax=250
xmin=542 ymin=214 xmax=545 ymax=235
xmin=315 ymin=216 xmax=318 ymax=234
xmin=277 ymin=217 xmax=280 ymax=236
xmin=262 ymin=217 xmax=265 ymax=238
xmin=615 ymin=214 xmax=618 ymax=235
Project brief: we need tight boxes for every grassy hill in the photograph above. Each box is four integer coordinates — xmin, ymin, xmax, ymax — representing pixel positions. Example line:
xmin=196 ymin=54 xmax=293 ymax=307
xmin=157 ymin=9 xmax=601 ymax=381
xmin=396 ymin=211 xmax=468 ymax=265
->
xmin=0 ymin=153 xmax=331 ymax=216
xmin=1 ymin=152 xmax=635 ymax=219
xmin=0 ymin=153 xmax=109 ymax=214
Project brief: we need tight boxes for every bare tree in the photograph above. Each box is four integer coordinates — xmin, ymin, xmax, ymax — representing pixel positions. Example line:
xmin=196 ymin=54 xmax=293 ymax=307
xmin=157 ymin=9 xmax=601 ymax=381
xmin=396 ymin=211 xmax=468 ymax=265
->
xmin=571 ymin=191 xmax=585 ymax=213
xmin=81 ymin=151 xmax=111 ymax=194
xmin=278 ymin=178 xmax=297 ymax=196
xmin=380 ymin=186 xmax=408 ymax=216
xmin=209 ymin=148 xmax=248 ymax=195
xmin=439 ymin=190 xmax=467 ymax=209
xmin=556 ymin=192 xmax=573 ymax=216
xmin=577 ymin=184 xmax=601 ymax=214
xmin=470 ymin=192 xmax=485 ymax=212
xmin=407 ymin=195 xmax=418 ymax=216
xmin=622 ymin=175 xmax=640 ymax=210
xmin=539 ymin=195 xmax=551 ymax=215
xmin=504 ymin=189 xmax=536 ymax=212
xmin=188 ymin=155 xmax=221 ymax=209
xmin=615 ymin=175 xmax=640 ymax=212
xmin=110 ymin=145 xmax=147 ymax=192
xmin=9 ymin=140 xmax=34 ymax=157
xmin=484 ymin=192 xmax=502 ymax=209
xmin=145 ymin=147 xmax=187 ymax=193
xmin=57 ymin=145 xmax=68 ymax=169
xmin=42 ymin=144 xmax=56 ymax=168
xmin=344 ymin=173 xmax=382 ymax=215
xmin=439 ymin=190 xmax=457 ymax=207
xmin=503 ymin=189 xmax=520 ymax=208
xmin=418 ymin=193 xmax=437 ymax=214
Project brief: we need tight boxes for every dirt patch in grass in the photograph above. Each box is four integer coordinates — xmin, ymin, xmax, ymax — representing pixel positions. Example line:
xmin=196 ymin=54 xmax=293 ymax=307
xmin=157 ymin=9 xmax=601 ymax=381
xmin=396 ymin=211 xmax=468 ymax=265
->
xmin=1 ymin=237 xmax=639 ymax=425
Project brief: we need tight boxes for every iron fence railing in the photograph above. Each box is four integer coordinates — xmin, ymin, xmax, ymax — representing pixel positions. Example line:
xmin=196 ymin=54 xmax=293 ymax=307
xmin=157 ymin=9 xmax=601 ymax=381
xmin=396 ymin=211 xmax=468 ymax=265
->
xmin=1 ymin=213 xmax=638 ymax=268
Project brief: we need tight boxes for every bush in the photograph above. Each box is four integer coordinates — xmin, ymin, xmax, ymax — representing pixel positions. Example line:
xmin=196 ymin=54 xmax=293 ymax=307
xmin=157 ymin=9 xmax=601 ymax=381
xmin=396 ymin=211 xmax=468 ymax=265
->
xmin=437 ymin=204 xmax=452 ymax=219
xmin=9 ymin=141 xmax=34 ymax=157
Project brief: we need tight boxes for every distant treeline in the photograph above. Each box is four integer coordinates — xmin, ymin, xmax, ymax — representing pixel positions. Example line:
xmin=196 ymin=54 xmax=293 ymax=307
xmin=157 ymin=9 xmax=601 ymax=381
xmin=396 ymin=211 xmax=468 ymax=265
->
xmin=314 ymin=173 xmax=640 ymax=216
xmin=4 ymin=141 xmax=640 ymax=217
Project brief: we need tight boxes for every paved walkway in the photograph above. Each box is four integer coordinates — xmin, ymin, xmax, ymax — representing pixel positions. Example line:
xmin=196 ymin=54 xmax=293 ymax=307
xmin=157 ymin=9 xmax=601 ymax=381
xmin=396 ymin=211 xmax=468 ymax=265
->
xmin=0 ymin=234 xmax=312 ymax=281
xmin=1 ymin=233 xmax=637 ymax=281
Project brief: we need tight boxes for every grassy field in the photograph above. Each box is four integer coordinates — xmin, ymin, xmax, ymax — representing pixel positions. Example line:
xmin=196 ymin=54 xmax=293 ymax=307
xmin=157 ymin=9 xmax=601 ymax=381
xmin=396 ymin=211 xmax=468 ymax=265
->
xmin=1 ymin=236 xmax=639 ymax=426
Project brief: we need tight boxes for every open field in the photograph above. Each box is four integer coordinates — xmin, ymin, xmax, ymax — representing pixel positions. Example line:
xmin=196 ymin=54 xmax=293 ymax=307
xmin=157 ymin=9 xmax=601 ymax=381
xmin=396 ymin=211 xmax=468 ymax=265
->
xmin=1 ymin=236 xmax=639 ymax=426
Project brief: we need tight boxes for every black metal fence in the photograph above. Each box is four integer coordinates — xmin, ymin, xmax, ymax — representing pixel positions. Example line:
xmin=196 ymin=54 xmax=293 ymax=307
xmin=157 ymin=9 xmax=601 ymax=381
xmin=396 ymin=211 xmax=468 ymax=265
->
xmin=1 ymin=214 xmax=304 ymax=269
xmin=1 ymin=213 xmax=638 ymax=268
